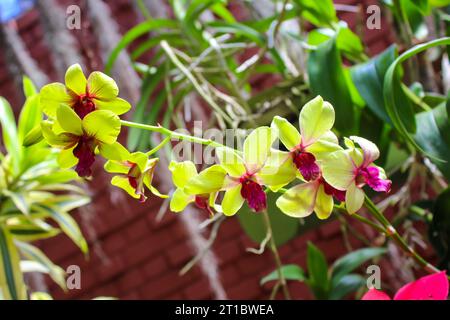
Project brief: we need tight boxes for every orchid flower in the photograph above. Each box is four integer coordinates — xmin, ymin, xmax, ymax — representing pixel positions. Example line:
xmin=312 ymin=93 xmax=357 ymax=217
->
xmin=270 ymin=96 xmax=341 ymax=183
xmin=104 ymin=152 xmax=167 ymax=202
xmin=322 ymin=136 xmax=392 ymax=214
xmin=41 ymin=104 xmax=124 ymax=177
xmin=169 ymin=161 xmax=226 ymax=215
xmin=216 ymin=127 xmax=294 ymax=216
xmin=40 ymin=64 xmax=131 ymax=120
xmin=276 ymin=177 xmax=345 ymax=220
xmin=362 ymin=271 xmax=449 ymax=300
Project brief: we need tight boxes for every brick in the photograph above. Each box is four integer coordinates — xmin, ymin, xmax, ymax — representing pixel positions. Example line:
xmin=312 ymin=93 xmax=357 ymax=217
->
xmin=215 ymin=239 xmax=242 ymax=266
xmin=319 ymin=220 xmax=342 ymax=239
xmin=227 ymin=277 xmax=261 ymax=300
xmin=124 ymin=217 xmax=151 ymax=242
xmin=167 ymin=241 xmax=195 ymax=266
xmin=219 ymin=264 xmax=241 ymax=288
xmin=117 ymin=268 xmax=145 ymax=292
xmin=140 ymin=256 xmax=168 ymax=280
xmin=184 ymin=278 xmax=213 ymax=299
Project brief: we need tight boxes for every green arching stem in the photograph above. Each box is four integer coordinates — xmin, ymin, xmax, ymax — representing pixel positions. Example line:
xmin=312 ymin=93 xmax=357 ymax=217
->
xmin=121 ymin=120 xmax=226 ymax=148
xmin=146 ymin=136 xmax=171 ymax=157
xmin=122 ymin=119 xmax=444 ymax=284
xmin=122 ymin=119 xmax=291 ymax=299
xmin=363 ymin=196 xmax=441 ymax=274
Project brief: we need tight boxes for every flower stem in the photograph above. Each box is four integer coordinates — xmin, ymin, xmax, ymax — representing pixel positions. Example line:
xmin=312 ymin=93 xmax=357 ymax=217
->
xmin=261 ymin=209 xmax=291 ymax=300
xmin=146 ymin=136 xmax=171 ymax=157
xmin=363 ymin=196 xmax=440 ymax=274
xmin=120 ymin=120 xmax=226 ymax=148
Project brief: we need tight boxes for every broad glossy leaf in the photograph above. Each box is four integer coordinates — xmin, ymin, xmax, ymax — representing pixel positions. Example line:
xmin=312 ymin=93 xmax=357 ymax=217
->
xmin=260 ymin=264 xmax=305 ymax=285
xmin=414 ymin=103 xmax=450 ymax=179
xmin=384 ymin=37 xmax=450 ymax=161
xmin=307 ymin=37 xmax=356 ymax=135
xmin=307 ymin=242 xmax=329 ymax=299
xmin=329 ymin=274 xmax=366 ymax=300
xmin=331 ymin=247 xmax=386 ymax=287
xmin=351 ymin=45 xmax=398 ymax=124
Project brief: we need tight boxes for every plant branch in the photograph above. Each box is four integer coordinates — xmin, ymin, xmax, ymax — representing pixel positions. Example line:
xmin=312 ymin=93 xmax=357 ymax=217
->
xmin=363 ymin=196 xmax=441 ymax=274
xmin=261 ymin=209 xmax=291 ymax=300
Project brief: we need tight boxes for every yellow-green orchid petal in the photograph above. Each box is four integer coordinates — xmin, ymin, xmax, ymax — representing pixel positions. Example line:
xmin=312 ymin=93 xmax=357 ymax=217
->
xmin=98 ymin=141 xmax=130 ymax=161
xmin=41 ymin=121 xmax=77 ymax=148
xmin=350 ymin=136 xmax=380 ymax=167
xmin=271 ymin=116 xmax=301 ymax=150
xmin=259 ymin=150 xmax=296 ymax=191
xmin=56 ymin=104 xmax=83 ymax=136
xmin=57 ymin=147 xmax=78 ymax=169
xmin=314 ymin=184 xmax=334 ymax=220
xmin=87 ymin=71 xmax=118 ymax=100
xmin=82 ymin=110 xmax=120 ymax=144
xmin=147 ymin=184 xmax=168 ymax=199
xmin=184 ymin=165 xmax=226 ymax=195
xmin=95 ymin=97 xmax=131 ymax=115
xmin=307 ymin=131 xmax=342 ymax=160
xmin=65 ymin=64 xmax=87 ymax=96
xmin=128 ymin=152 xmax=148 ymax=171
xmin=170 ymin=188 xmax=194 ymax=212
xmin=169 ymin=161 xmax=198 ymax=189
xmin=111 ymin=176 xmax=140 ymax=199
xmin=345 ymin=182 xmax=365 ymax=214
xmin=222 ymin=184 xmax=244 ymax=216
xmin=216 ymin=147 xmax=246 ymax=177
xmin=104 ymin=159 xmax=129 ymax=174
xmin=39 ymin=83 xmax=71 ymax=118
xmin=243 ymin=126 xmax=275 ymax=170
xmin=321 ymin=150 xmax=355 ymax=191
xmin=276 ymin=181 xmax=318 ymax=218
xmin=299 ymin=96 xmax=335 ymax=146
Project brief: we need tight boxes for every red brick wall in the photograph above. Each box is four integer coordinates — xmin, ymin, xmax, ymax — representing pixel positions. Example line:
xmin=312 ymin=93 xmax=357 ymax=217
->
xmin=0 ymin=0 xmax=396 ymax=300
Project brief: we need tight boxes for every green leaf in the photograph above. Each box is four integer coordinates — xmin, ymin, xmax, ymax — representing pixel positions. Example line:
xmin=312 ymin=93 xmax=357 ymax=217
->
xmin=351 ymin=45 xmax=398 ymax=124
xmin=331 ymin=247 xmax=386 ymax=287
xmin=34 ymin=205 xmax=88 ymax=254
xmin=7 ymin=224 xmax=60 ymax=242
xmin=307 ymin=37 xmax=356 ymax=135
xmin=127 ymin=66 xmax=165 ymax=151
xmin=414 ymin=103 xmax=450 ymax=179
xmin=293 ymin=0 xmax=337 ymax=27
xmin=0 ymin=226 xmax=27 ymax=300
xmin=329 ymin=274 xmax=366 ymax=300
xmin=307 ymin=242 xmax=329 ymax=299
xmin=104 ymin=19 xmax=178 ymax=74
xmin=260 ymin=264 xmax=305 ymax=285
xmin=384 ymin=37 xmax=450 ymax=161
xmin=0 ymin=97 xmax=20 ymax=171
xmin=16 ymin=241 xmax=66 ymax=290
xmin=22 ymin=76 xmax=37 ymax=98
xmin=2 ymin=191 xmax=30 ymax=215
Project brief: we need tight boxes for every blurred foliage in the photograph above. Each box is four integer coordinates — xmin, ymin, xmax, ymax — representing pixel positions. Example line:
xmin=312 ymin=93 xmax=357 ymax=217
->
xmin=0 ymin=77 xmax=89 ymax=299
xmin=261 ymin=244 xmax=386 ymax=299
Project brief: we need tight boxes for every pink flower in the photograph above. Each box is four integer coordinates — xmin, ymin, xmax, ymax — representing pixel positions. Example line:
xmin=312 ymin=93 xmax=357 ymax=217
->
xmin=362 ymin=271 xmax=449 ymax=300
